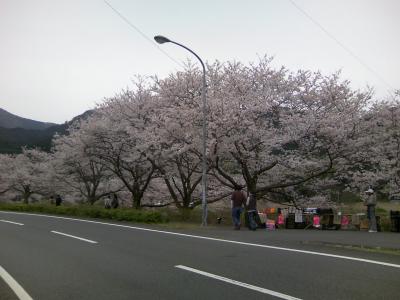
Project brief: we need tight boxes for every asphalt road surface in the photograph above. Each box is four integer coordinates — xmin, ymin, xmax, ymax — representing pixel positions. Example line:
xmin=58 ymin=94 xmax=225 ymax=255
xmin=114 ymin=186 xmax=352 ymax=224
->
xmin=1 ymin=211 xmax=399 ymax=300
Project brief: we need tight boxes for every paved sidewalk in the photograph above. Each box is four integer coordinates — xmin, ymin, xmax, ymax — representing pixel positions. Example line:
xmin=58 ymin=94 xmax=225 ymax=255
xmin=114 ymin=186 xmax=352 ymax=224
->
xmin=159 ymin=225 xmax=400 ymax=251
xmin=258 ymin=229 xmax=400 ymax=250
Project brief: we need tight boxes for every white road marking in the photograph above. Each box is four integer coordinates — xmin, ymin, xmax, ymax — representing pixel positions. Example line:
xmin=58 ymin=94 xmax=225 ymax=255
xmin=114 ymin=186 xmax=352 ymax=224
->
xmin=175 ymin=265 xmax=302 ymax=300
xmin=0 ymin=265 xmax=33 ymax=300
xmin=1 ymin=211 xmax=400 ymax=269
xmin=0 ymin=219 xmax=24 ymax=226
xmin=51 ymin=230 xmax=98 ymax=244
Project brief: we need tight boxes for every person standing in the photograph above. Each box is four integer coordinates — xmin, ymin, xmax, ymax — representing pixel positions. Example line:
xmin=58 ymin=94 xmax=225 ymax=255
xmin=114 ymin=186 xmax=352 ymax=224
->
xmin=104 ymin=195 xmax=112 ymax=209
xmin=55 ymin=194 xmax=62 ymax=206
xmin=111 ymin=193 xmax=119 ymax=209
xmin=231 ymin=187 xmax=246 ymax=230
xmin=363 ymin=187 xmax=377 ymax=232
xmin=246 ymin=192 xmax=258 ymax=230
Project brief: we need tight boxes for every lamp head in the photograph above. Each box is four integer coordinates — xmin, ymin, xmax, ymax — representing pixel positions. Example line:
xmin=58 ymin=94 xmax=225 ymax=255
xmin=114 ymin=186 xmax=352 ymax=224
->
xmin=154 ymin=35 xmax=171 ymax=44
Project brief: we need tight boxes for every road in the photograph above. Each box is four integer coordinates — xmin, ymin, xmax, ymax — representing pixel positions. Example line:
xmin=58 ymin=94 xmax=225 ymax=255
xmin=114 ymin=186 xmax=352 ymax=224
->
xmin=1 ymin=211 xmax=399 ymax=300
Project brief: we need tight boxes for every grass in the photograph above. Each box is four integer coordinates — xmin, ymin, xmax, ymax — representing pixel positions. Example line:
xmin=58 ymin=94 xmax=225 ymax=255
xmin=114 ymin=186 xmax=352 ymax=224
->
xmin=155 ymin=206 xmax=233 ymax=225
xmin=0 ymin=202 xmax=168 ymax=224
xmin=302 ymin=241 xmax=400 ymax=255
xmin=338 ymin=201 xmax=399 ymax=231
xmin=340 ymin=201 xmax=400 ymax=215
xmin=0 ymin=200 xmax=236 ymax=228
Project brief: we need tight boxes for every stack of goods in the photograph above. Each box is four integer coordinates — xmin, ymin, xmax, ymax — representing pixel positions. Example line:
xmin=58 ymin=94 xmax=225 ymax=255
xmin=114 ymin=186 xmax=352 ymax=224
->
xmin=266 ymin=219 xmax=276 ymax=230
xmin=285 ymin=214 xmax=295 ymax=229
xmin=264 ymin=207 xmax=278 ymax=229
xmin=391 ymin=211 xmax=400 ymax=232
xmin=360 ymin=218 xmax=369 ymax=231
xmin=258 ymin=212 xmax=268 ymax=224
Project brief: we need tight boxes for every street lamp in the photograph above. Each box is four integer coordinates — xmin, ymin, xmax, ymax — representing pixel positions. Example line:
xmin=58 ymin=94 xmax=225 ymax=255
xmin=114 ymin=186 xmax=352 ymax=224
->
xmin=154 ymin=35 xmax=208 ymax=226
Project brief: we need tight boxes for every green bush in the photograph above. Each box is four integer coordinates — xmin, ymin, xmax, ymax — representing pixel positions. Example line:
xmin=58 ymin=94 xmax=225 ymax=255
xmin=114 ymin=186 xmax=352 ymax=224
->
xmin=0 ymin=203 xmax=168 ymax=224
xmin=376 ymin=207 xmax=387 ymax=214
xmin=379 ymin=216 xmax=392 ymax=232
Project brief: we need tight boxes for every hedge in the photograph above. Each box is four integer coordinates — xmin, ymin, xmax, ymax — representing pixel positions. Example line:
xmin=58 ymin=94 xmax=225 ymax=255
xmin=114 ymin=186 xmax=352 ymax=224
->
xmin=0 ymin=203 xmax=168 ymax=223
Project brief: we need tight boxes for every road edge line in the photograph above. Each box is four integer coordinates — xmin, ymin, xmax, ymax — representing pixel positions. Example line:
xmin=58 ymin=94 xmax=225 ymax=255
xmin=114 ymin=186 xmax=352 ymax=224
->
xmin=0 ymin=265 xmax=33 ymax=300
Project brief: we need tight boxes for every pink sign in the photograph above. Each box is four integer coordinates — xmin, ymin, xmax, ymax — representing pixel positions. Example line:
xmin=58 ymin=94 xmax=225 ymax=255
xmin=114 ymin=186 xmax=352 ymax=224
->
xmin=313 ymin=215 xmax=320 ymax=227
xmin=278 ymin=214 xmax=285 ymax=225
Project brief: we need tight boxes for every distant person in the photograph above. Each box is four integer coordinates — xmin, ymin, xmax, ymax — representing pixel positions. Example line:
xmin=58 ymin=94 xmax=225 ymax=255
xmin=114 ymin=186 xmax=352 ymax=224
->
xmin=363 ymin=187 xmax=377 ymax=232
xmin=55 ymin=194 xmax=62 ymax=206
xmin=246 ymin=192 xmax=257 ymax=230
xmin=111 ymin=193 xmax=119 ymax=209
xmin=231 ymin=187 xmax=246 ymax=230
xmin=104 ymin=195 xmax=112 ymax=209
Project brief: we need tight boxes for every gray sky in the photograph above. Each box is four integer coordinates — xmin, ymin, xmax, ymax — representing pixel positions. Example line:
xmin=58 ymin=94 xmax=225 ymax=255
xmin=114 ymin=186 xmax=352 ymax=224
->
xmin=0 ymin=0 xmax=399 ymax=124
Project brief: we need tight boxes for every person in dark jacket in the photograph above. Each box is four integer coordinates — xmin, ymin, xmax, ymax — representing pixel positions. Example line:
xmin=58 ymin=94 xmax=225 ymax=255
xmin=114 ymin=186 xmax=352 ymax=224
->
xmin=363 ymin=187 xmax=377 ymax=232
xmin=55 ymin=194 xmax=62 ymax=206
xmin=111 ymin=193 xmax=119 ymax=209
xmin=246 ymin=192 xmax=257 ymax=230
xmin=231 ymin=187 xmax=246 ymax=230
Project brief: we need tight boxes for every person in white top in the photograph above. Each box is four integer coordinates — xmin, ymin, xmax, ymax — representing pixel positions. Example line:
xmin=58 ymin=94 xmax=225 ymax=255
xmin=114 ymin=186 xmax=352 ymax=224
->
xmin=363 ymin=187 xmax=377 ymax=232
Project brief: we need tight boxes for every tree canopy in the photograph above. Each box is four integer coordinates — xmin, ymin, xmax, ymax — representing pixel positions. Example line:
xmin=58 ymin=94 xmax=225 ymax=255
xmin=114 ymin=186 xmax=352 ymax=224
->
xmin=0 ymin=58 xmax=397 ymax=209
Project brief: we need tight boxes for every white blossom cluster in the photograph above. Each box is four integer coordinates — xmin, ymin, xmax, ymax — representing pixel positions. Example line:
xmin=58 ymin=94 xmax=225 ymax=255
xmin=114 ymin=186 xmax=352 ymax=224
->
xmin=0 ymin=57 xmax=397 ymax=209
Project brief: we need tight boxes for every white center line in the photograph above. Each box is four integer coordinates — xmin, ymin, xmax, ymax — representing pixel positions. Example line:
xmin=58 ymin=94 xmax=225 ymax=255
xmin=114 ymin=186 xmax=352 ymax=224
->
xmin=51 ymin=231 xmax=98 ymax=244
xmin=0 ymin=265 xmax=33 ymax=300
xmin=0 ymin=219 xmax=24 ymax=226
xmin=175 ymin=265 xmax=302 ymax=300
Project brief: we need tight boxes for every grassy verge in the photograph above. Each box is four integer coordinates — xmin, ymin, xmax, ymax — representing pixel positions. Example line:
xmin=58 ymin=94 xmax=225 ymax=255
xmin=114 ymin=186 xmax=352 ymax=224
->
xmin=0 ymin=203 xmax=168 ymax=224
xmin=302 ymin=241 xmax=400 ymax=255
xmin=0 ymin=202 xmax=234 ymax=228
xmin=156 ymin=206 xmax=234 ymax=226
xmin=341 ymin=202 xmax=398 ymax=232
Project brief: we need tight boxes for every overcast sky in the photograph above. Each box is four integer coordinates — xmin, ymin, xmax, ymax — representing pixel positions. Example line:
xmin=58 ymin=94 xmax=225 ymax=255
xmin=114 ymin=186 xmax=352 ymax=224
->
xmin=0 ymin=0 xmax=399 ymax=124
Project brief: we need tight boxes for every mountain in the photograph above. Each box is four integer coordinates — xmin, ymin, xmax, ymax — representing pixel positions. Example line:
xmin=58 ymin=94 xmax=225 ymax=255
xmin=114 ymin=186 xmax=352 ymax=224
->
xmin=0 ymin=108 xmax=57 ymax=130
xmin=0 ymin=109 xmax=94 ymax=154
xmin=0 ymin=126 xmax=60 ymax=153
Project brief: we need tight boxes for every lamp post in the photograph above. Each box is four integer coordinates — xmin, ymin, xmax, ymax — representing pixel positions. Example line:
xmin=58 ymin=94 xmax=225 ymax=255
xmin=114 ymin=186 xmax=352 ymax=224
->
xmin=154 ymin=35 xmax=208 ymax=226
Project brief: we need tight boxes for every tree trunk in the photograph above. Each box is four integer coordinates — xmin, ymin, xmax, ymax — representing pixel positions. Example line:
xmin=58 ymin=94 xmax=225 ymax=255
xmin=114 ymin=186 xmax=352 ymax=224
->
xmin=88 ymin=195 xmax=97 ymax=205
xmin=182 ymin=190 xmax=196 ymax=209
xmin=23 ymin=194 xmax=30 ymax=204
xmin=132 ymin=193 xmax=142 ymax=209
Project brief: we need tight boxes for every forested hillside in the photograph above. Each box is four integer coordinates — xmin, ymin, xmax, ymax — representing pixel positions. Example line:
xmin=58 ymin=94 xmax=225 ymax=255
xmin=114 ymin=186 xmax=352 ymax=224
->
xmin=0 ymin=125 xmax=66 ymax=153
xmin=0 ymin=109 xmax=93 ymax=153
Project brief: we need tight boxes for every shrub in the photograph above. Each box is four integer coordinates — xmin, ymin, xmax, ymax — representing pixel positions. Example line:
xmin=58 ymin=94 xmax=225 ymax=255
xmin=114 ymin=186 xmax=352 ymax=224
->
xmin=376 ymin=207 xmax=387 ymax=214
xmin=379 ymin=216 xmax=392 ymax=232
xmin=0 ymin=203 xmax=168 ymax=224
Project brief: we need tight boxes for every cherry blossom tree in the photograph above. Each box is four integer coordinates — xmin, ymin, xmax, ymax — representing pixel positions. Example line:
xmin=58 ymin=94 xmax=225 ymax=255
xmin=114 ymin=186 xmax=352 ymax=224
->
xmin=83 ymin=82 xmax=159 ymax=208
xmin=8 ymin=57 xmax=372 ymax=210
xmin=0 ymin=154 xmax=13 ymax=196
xmin=151 ymin=68 xmax=210 ymax=209
xmin=340 ymin=93 xmax=400 ymax=197
xmin=206 ymin=58 xmax=371 ymax=205
xmin=51 ymin=129 xmax=120 ymax=205
xmin=6 ymin=148 xmax=51 ymax=203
